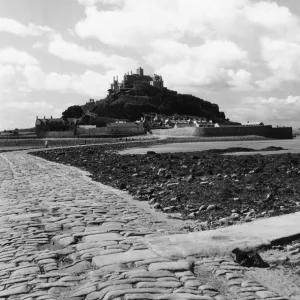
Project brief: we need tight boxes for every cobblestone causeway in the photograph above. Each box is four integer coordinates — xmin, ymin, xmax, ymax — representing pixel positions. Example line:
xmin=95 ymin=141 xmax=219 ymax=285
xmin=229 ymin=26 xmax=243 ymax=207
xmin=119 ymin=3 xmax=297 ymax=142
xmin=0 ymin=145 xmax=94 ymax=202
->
xmin=0 ymin=152 xmax=293 ymax=300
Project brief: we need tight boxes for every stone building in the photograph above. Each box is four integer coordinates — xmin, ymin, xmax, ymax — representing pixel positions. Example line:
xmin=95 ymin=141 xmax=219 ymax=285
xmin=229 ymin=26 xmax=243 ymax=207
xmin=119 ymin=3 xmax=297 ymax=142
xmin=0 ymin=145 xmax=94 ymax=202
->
xmin=35 ymin=116 xmax=76 ymax=135
xmin=110 ymin=67 xmax=164 ymax=93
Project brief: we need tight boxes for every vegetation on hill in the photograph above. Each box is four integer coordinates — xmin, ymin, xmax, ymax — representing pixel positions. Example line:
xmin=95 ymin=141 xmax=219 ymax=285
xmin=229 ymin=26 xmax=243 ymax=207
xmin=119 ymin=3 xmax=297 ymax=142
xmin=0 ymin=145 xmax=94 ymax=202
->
xmin=64 ymin=85 xmax=236 ymax=125
xmin=62 ymin=105 xmax=84 ymax=119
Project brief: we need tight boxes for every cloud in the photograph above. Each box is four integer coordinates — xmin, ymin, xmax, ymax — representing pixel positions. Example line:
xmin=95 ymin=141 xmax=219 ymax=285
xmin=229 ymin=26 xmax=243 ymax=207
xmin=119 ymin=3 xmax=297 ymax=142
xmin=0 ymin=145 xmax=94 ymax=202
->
xmin=5 ymin=100 xmax=53 ymax=110
xmin=42 ymin=69 xmax=110 ymax=97
xmin=0 ymin=63 xmax=110 ymax=98
xmin=245 ymin=1 xmax=300 ymax=41
xmin=74 ymin=0 xmax=300 ymax=93
xmin=230 ymin=95 xmax=300 ymax=127
xmin=47 ymin=34 xmax=136 ymax=71
xmin=0 ymin=65 xmax=17 ymax=93
xmin=0 ymin=99 xmax=56 ymax=130
xmin=75 ymin=4 xmax=175 ymax=47
xmin=32 ymin=42 xmax=46 ymax=49
xmin=2 ymin=0 xmax=300 ymax=129
xmin=0 ymin=62 xmax=111 ymax=130
xmin=77 ymin=0 xmax=124 ymax=7
xmin=0 ymin=48 xmax=39 ymax=65
xmin=0 ymin=45 xmax=114 ymax=98
xmin=0 ymin=48 xmax=40 ymax=96
xmin=0 ymin=17 xmax=54 ymax=37
xmin=256 ymin=37 xmax=300 ymax=90
xmin=226 ymin=69 xmax=253 ymax=91
xmin=143 ymin=39 xmax=251 ymax=91
xmin=75 ymin=0 xmax=251 ymax=46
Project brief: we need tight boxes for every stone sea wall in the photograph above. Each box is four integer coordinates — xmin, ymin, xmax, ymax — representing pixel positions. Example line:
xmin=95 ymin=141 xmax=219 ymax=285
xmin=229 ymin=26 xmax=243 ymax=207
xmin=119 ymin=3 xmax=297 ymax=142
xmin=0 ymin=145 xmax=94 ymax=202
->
xmin=77 ymin=127 xmax=107 ymax=136
xmin=153 ymin=125 xmax=293 ymax=139
xmin=37 ymin=130 xmax=75 ymax=138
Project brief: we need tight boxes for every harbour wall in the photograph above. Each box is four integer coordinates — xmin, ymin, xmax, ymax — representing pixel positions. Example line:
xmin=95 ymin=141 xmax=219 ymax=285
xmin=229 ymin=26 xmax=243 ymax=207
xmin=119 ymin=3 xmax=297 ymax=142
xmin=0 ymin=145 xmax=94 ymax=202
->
xmin=37 ymin=131 xmax=75 ymax=138
xmin=152 ymin=125 xmax=293 ymax=139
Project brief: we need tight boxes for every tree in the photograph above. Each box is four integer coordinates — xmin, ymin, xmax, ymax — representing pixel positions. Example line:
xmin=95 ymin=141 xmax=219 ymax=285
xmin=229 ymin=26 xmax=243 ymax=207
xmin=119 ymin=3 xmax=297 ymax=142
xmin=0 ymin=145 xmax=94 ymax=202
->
xmin=62 ymin=105 xmax=83 ymax=119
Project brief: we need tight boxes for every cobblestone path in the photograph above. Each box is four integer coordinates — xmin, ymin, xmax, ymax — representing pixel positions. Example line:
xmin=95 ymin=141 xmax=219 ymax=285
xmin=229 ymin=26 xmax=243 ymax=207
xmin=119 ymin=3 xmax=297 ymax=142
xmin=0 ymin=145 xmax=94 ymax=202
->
xmin=0 ymin=152 xmax=293 ymax=300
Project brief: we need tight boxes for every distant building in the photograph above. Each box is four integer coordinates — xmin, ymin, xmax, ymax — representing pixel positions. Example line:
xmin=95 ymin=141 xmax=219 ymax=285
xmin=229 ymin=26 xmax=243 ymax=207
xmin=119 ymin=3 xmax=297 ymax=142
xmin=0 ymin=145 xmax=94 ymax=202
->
xmin=35 ymin=116 xmax=76 ymax=134
xmin=110 ymin=67 xmax=164 ymax=93
xmin=242 ymin=121 xmax=264 ymax=126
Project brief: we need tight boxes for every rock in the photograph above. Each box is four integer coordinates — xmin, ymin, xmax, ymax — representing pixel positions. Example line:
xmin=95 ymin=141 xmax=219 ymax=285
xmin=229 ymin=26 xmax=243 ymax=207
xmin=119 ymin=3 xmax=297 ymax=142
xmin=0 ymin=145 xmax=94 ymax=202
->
xmin=119 ymin=182 xmax=126 ymax=189
xmin=198 ymin=221 xmax=208 ymax=230
xmin=206 ymin=205 xmax=216 ymax=211
xmin=289 ymin=249 xmax=300 ymax=255
xmin=265 ymin=192 xmax=274 ymax=201
xmin=198 ymin=205 xmax=206 ymax=211
xmin=125 ymin=270 xmax=174 ymax=278
xmin=82 ymin=233 xmax=124 ymax=243
xmin=188 ymin=212 xmax=197 ymax=218
xmin=149 ymin=198 xmax=156 ymax=204
xmin=231 ymin=248 xmax=269 ymax=268
xmin=92 ymin=250 xmax=158 ymax=268
xmin=147 ymin=151 xmax=156 ymax=155
xmin=226 ymin=272 xmax=242 ymax=280
xmin=0 ymin=285 xmax=29 ymax=297
xmin=256 ymin=291 xmax=278 ymax=298
xmin=167 ymin=213 xmax=183 ymax=220
xmin=52 ymin=235 xmax=75 ymax=246
xmin=187 ymin=175 xmax=194 ymax=182
xmin=200 ymin=182 xmax=209 ymax=185
xmin=148 ymin=260 xmax=191 ymax=272
xmin=64 ymin=261 xmax=91 ymax=274
xmin=153 ymin=203 xmax=161 ymax=209
xmin=0 ymin=263 xmax=15 ymax=270
xmin=157 ymin=168 xmax=167 ymax=176
xmin=215 ymin=296 xmax=226 ymax=300
xmin=136 ymin=281 xmax=181 ymax=288
xmin=163 ymin=206 xmax=176 ymax=212
xmin=198 ymin=285 xmax=219 ymax=292
xmin=231 ymin=213 xmax=240 ymax=219
xmin=11 ymin=266 xmax=40 ymax=277
xmin=219 ymin=217 xmax=233 ymax=225
xmin=185 ymin=280 xmax=202 ymax=289
xmin=241 ymin=287 xmax=266 ymax=292
xmin=287 ymin=243 xmax=300 ymax=251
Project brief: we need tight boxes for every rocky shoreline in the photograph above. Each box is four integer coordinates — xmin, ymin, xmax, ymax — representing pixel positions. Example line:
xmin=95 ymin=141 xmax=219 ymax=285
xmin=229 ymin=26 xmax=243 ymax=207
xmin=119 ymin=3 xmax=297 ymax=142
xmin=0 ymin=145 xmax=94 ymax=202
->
xmin=31 ymin=140 xmax=300 ymax=231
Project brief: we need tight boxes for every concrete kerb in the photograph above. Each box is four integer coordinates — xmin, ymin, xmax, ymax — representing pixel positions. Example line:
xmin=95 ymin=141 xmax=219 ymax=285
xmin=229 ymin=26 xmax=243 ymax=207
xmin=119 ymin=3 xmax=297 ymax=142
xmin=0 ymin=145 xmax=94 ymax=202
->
xmin=144 ymin=211 xmax=300 ymax=259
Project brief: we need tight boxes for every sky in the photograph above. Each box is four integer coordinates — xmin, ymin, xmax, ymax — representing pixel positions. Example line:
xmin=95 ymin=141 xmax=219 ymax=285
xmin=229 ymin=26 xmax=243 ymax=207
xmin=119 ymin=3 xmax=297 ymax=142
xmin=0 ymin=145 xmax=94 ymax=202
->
xmin=1 ymin=0 xmax=300 ymax=130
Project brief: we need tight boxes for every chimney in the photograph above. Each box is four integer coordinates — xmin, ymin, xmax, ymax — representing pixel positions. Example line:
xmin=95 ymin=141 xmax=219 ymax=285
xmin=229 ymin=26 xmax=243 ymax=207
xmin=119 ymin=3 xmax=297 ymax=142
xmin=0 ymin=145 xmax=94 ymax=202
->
xmin=117 ymin=75 xmax=118 ymax=81
xmin=131 ymin=71 xmax=132 ymax=75
xmin=44 ymin=116 xmax=45 ymax=119
xmin=51 ymin=116 xmax=52 ymax=119
xmin=36 ymin=116 xmax=38 ymax=120
xmin=113 ymin=76 xmax=115 ymax=81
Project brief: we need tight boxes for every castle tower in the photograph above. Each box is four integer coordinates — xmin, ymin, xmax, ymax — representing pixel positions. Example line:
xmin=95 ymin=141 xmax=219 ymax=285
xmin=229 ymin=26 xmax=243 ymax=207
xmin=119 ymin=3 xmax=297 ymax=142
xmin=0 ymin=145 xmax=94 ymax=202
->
xmin=136 ymin=67 xmax=144 ymax=76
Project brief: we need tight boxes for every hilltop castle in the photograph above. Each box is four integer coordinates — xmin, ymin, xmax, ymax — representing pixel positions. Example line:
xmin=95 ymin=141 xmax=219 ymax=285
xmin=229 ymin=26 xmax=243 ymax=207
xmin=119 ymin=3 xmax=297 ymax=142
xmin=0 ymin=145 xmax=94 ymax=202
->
xmin=109 ymin=67 xmax=164 ymax=93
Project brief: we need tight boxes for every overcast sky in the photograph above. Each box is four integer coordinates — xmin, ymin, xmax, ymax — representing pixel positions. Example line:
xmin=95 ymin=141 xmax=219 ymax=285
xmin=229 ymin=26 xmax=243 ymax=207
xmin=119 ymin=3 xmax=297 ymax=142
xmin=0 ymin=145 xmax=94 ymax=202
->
xmin=1 ymin=0 xmax=300 ymax=130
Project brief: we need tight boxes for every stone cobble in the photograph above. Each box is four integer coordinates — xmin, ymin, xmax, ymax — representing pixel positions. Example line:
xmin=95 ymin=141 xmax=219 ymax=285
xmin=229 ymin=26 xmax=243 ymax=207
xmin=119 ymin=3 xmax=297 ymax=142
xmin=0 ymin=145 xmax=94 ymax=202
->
xmin=0 ymin=152 xmax=293 ymax=300
xmin=194 ymin=259 xmax=291 ymax=300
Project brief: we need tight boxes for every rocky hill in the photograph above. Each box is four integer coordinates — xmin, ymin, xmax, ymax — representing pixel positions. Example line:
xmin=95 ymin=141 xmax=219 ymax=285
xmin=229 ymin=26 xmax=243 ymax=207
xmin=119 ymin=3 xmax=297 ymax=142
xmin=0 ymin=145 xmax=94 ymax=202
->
xmin=80 ymin=86 xmax=234 ymax=124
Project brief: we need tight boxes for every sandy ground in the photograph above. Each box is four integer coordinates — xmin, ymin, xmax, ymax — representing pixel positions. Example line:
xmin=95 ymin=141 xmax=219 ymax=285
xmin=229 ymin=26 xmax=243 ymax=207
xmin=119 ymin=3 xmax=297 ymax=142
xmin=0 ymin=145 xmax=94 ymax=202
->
xmin=119 ymin=137 xmax=300 ymax=155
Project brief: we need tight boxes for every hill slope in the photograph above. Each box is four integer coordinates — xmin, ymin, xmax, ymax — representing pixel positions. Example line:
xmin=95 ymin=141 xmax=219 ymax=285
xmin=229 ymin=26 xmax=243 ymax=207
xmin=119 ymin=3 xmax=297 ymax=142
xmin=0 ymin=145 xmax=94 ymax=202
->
xmin=81 ymin=86 xmax=233 ymax=124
